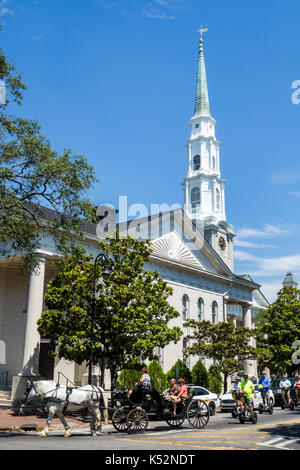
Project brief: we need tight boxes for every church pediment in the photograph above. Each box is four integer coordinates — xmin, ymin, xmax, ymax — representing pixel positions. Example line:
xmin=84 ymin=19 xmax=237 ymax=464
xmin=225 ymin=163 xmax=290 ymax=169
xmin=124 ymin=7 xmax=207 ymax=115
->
xmin=151 ymin=232 xmax=204 ymax=269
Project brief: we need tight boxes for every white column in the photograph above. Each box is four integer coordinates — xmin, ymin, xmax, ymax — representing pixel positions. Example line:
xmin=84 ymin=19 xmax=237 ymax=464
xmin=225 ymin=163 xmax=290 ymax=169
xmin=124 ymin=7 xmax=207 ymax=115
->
xmin=242 ymin=305 xmax=255 ymax=378
xmin=21 ymin=254 xmax=46 ymax=376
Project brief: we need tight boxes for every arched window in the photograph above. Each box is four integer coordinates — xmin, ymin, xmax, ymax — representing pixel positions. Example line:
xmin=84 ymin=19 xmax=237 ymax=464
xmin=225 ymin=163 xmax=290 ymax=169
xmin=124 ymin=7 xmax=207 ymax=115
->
xmin=193 ymin=155 xmax=201 ymax=171
xmin=216 ymin=189 xmax=221 ymax=211
xmin=198 ymin=298 xmax=204 ymax=321
xmin=182 ymin=295 xmax=189 ymax=322
xmin=191 ymin=187 xmax=201 ymax=210
xmin=212 ymin=301 xmax=218 ymax=324
xmin=183 ymin=338 xmax=189 ymax=367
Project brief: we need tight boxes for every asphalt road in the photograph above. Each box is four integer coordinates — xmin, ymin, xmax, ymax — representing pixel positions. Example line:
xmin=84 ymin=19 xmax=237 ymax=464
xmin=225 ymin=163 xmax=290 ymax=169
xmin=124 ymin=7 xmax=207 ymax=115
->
xmin=1 ymin=408 xmax=300 ymax=451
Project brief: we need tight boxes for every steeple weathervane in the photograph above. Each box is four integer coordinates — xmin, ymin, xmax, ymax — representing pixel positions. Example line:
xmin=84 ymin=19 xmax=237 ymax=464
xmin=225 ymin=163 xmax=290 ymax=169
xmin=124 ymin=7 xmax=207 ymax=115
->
xmin=196 ymin=26 xmax=208 ymax=43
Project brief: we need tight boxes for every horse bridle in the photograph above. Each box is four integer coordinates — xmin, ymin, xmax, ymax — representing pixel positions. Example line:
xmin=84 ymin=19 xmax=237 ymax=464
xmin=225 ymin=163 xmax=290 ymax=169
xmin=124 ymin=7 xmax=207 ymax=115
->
xmin=21 ymin=381 xmax=60 ymax=403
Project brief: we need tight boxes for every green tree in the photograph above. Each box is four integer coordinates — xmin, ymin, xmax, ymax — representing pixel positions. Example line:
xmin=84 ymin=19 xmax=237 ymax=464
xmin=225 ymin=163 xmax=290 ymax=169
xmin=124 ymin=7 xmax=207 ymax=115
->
xmin=166 ymin=360 xmax=192 ymax=384
xmin=148 ymin=361 xmax=168 ymax=393
xmin=207 ymin=366 xmax=222 ymax=394
xmin=191 ymin=360 xmax=209 ymax=388
xmin=0 ymin=26 xmax=97 ymax=261
xmin=184 ymin=320 xmax=257 ymax=393
xmin=257 ymin=286 xmax=300 ymax=375
xmin=117 ymin=360 xmax=144 ymax=390
xmin=37 ymin=235 xmax=182 ymax=398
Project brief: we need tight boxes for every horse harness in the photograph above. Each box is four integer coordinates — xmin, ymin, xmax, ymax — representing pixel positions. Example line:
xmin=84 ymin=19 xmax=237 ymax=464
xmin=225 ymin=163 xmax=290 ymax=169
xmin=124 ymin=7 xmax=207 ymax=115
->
xmin=24 ymin=382 xmax=103 ymax=415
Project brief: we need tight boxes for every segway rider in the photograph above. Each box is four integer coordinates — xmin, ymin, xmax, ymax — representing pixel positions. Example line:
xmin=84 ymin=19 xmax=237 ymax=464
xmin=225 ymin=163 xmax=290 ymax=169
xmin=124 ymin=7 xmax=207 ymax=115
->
xmin=294 ymin=376 xmax=300 ymax=389
xmin=233 ymin=376 xmax=241 ymax=409
xmin=280 ymin=374 xmax=291 ymax=406
xmin=240 ymin=374 xmax=256 ymax=413
xmin=258 ymin=371 xmax=271 ymax=408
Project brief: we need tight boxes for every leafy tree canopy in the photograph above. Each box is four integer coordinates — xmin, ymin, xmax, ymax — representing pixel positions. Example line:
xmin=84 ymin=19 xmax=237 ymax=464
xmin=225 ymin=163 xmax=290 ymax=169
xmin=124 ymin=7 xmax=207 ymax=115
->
xmin=0 ymin=26 xmax=97 ymax=261
xmin=184 ymin=320 xmax=257 ymax=392
xmin=257 ymin=286 xmax=300 ymax=375
xmin=37 ymin=235 xmax=182 ymax=391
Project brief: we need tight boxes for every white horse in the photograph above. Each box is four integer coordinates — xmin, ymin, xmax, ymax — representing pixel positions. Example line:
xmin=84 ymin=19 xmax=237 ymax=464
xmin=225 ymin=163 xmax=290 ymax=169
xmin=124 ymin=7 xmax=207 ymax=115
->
xmin=21 ymin=380 xmax=108 ymax=438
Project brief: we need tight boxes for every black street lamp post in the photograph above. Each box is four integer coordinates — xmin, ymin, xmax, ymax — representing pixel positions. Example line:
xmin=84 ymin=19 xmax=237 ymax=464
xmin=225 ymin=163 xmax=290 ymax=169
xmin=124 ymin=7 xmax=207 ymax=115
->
xmin=83 ymin=253 xmax=110 ymax=423
xmin=88 ymin=253 xmax=110 ymax=385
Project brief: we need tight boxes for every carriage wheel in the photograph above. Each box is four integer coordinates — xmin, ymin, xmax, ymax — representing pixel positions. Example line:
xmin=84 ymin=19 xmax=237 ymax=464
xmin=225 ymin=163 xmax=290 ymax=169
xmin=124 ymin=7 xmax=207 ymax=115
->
xmin=166 ymin=415 xmax=185 ymax=428
xmin=112 ymin=409 xmax=129 ymax=432
xmin=126 ymin=409 xmax=148 ymax=433
xmin=187 ymin=399 xmax=209 ymax=429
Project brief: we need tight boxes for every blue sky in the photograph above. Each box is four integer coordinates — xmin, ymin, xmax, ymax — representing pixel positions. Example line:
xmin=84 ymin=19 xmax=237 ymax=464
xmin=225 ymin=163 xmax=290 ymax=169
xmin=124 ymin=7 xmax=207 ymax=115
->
xmin=1 ymin=0 xmax=300 ymax=302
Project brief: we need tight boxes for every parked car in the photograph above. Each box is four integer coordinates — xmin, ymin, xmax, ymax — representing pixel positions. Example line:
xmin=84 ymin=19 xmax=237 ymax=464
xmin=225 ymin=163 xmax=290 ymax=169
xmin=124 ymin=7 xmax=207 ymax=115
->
xmin=220 ymin=385 xmax=274 ymax=412
xmin=187 ymin=385 xmax=220 ymax=416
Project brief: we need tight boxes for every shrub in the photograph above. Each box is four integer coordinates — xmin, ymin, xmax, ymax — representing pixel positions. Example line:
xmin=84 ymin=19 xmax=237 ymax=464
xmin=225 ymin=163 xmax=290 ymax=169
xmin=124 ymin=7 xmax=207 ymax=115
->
xmin=166 ymin=360 xmax=192 ymax=384
xmin=117 ymin=359 xmax=145 ymax=390
xmin=207 ymin=365 xmax=222 ymax=394
xmin=191 ymin=361 xmax=209 ymax=388
xmin=148 ymin=361 xmax=168 ymax=393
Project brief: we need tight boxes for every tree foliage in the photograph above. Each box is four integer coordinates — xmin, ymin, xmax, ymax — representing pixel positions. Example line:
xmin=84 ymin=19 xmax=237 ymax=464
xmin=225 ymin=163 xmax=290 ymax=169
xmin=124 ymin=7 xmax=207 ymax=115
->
xmin=191 ymin=360 xmax=209 ymax=388
xmin=148 ymin=361 xmax=168 ymax=393
xmin=166 ymin=359 xmax=192 ymax=384
xmin=256 ymin=286 xmax=300 ymax=375
xmin=207 ymin=366 xmax=222 ymax=395
xmin=184 ymin=320 xmax=257 ymax=392
xmin=0 ymin=26 xmax=97 ymax=260
xmin=37 ymin=235 xmax=182 ymax=392
xmin=117 ymin=360 xmax=144 ymax=390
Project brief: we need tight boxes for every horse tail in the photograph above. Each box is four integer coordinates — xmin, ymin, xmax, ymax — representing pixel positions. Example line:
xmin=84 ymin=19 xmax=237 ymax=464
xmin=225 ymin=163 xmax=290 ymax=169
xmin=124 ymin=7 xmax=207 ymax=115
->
xmin=99 ymin=388 xmax=109 ymax=425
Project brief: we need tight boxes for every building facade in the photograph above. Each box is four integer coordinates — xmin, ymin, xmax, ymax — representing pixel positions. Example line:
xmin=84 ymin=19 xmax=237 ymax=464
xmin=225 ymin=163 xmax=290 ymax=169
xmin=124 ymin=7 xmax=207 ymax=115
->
xmin=0 ymin=35 xmax=269 ymax=399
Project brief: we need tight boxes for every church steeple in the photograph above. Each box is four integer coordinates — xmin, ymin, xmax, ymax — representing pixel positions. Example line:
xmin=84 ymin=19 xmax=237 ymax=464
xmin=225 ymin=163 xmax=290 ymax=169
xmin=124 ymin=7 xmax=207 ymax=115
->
xmin=183 ymin=29 xmax=236 ymax=271
xmin=194 ymin=30 xmax=210 ymax=117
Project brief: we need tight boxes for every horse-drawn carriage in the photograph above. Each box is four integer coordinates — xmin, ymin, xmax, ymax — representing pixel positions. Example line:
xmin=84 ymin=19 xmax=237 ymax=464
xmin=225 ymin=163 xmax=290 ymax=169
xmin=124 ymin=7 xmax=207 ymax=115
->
xmin=110 ymin=387 xmax=210 ymax=432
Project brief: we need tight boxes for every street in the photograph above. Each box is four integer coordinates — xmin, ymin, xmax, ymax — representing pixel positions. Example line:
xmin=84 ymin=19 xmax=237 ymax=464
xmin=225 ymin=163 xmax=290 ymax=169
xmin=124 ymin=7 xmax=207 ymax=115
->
xmin=0 ymin=408 xmax=299 ymax=451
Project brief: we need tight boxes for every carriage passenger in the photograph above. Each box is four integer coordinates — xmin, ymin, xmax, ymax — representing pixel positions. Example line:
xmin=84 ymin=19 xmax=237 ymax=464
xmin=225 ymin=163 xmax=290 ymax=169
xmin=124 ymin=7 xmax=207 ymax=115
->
xmin=166 ymin=379 xmax=179 ymax=399
xmin=171 ymin=378 xmax=188 ymax=415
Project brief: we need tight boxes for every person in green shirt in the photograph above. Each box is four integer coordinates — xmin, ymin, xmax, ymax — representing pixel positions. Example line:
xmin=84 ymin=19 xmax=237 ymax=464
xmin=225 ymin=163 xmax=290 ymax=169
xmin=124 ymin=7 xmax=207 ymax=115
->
xmin=240 ymin=374 xmax=256 ymax=413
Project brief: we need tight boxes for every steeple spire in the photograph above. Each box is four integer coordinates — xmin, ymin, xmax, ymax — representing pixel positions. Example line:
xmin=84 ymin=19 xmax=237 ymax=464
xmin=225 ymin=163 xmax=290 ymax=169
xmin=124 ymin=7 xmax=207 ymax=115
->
xmin=194 ymin=27 xmax=210 ymax=117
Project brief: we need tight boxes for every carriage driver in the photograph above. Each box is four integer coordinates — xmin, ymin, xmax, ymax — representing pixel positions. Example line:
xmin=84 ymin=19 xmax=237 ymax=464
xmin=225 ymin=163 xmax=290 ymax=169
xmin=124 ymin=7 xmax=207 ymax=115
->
xmin=129 ymin=367 xmax=152 ymax=405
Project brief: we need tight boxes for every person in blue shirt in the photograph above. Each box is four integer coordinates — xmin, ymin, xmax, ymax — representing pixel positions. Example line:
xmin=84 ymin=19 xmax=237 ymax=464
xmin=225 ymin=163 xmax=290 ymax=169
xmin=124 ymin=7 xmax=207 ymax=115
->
xmin=258 ymin=371 xmax=271 ymax=408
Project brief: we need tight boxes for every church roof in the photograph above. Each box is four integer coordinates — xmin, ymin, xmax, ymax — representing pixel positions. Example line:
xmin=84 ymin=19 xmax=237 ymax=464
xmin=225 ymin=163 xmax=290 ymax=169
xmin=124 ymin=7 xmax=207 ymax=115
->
xmin=194 ymin=37 xmax=210 ymax=117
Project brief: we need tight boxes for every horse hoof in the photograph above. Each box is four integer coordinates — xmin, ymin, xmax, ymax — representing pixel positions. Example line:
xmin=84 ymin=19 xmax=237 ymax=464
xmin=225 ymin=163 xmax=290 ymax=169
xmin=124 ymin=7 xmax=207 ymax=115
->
xmin=38 ymin=432 xmax=47 ymax=438
xmin=64 ymin=431 xmax=72 ymax=438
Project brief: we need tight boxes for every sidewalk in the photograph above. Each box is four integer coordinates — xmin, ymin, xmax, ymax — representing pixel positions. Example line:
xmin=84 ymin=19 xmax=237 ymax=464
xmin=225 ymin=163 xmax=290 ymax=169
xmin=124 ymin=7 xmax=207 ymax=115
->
xmin=0 ymin=408 xmax=93 ymax=432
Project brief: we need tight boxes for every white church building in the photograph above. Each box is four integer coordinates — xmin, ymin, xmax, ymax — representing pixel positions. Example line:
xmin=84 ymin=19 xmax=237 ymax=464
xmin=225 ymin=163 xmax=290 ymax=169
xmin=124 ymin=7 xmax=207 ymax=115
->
xmin=0 ymin=33 xmax=269 ymax=401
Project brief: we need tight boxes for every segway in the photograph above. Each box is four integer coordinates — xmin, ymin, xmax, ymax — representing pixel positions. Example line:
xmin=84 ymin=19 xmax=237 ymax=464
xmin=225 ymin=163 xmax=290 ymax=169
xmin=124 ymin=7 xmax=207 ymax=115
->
xmin=238 ymin=395 xmax=257 ymax=424
xmin=281 ymin=389 xmax=294 ymax=410
xmin=257 ymin=385 xmax=273 ymax=415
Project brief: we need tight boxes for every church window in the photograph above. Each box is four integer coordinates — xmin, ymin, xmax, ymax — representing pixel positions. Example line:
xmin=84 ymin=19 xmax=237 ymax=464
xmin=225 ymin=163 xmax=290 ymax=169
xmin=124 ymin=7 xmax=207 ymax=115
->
xmin=195 ymin=124 xmax=199 ymax=129
xmin=212 ymin=156 xmax=216 ymax=170
xmin=193 ymin=155 xmax=201 ymax=171
xmin=191 ymin=187 xmax=201 ymax=209
xmin=198 ymin=298 xmax=204 ymax=321
xmin=212 ymin=301 xmax=218 ymax=324
xmin=182 ymin=295 xmax=189 ymax=322
xmin=216 ymin=189 xmax=221 ymax=211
